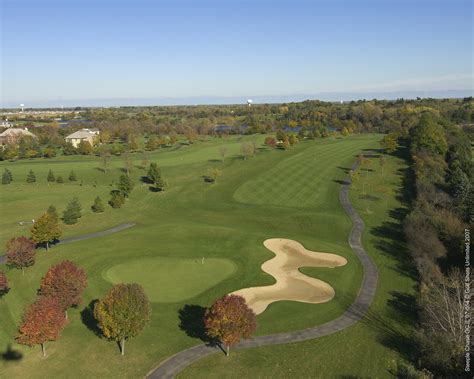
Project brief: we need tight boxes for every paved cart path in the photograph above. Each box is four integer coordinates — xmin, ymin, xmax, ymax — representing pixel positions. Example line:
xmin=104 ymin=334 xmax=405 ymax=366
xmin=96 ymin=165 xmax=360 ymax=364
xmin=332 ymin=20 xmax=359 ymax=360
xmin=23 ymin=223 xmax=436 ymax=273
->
xmin=147 ymin=160 xmax=379 ymax=378
xmin=0 ymin=222 xmax=136 ymax=264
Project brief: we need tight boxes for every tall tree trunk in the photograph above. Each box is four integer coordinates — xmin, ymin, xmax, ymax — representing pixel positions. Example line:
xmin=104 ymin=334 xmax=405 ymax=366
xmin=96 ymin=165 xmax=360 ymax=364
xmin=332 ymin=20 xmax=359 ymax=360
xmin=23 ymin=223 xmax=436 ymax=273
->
xmin=41 ymin=343 xmax=46 ymax=357
xmin=121 ymin=338 xmax=125 ymax=356
xmin=65 ymin=309 xmax=68 ymax=319
xmin=226 ymin=344 xmax=230 ymax=356
xmin=46 ymin=241 xmax=49 ymax=251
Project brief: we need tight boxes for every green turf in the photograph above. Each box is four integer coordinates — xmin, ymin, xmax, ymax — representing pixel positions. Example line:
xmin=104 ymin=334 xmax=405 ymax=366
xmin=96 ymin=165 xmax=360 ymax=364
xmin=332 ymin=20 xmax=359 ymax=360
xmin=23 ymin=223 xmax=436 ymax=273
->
xmin=0 ymin=134 xmax=387 ymax=378
xmin=179 ymin=145 xmax=417 ymax=378
xmin=104 ymin=257 xmax=237 ymax=303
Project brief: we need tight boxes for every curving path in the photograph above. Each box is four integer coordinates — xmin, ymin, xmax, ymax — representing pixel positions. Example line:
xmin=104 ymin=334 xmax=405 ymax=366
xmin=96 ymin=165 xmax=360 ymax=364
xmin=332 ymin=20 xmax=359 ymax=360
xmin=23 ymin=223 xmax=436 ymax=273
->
xmin=147 ymin=160 xmax=379 ymax=379
xmin=0 ymin=223 xmax=136 ymax=264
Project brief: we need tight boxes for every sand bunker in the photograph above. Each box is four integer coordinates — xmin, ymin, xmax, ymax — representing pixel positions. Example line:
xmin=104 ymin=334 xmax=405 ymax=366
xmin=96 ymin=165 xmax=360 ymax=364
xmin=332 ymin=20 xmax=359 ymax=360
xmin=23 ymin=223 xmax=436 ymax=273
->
xmin=231 ymin=239 xmax=347 ymax=315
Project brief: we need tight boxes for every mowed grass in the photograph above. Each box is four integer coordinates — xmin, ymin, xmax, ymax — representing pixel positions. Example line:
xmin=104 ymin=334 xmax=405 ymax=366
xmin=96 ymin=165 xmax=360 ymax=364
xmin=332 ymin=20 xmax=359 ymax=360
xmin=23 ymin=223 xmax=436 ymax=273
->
xmin=0 ymin=134 xmax=381 ymax=378
xmin=104 ymin=257 xmax=237 ymax=303
xmin=179 ymin=146 xmax=417 ymax=378
xmin=235 ymin=138 xmax=354 ymax=209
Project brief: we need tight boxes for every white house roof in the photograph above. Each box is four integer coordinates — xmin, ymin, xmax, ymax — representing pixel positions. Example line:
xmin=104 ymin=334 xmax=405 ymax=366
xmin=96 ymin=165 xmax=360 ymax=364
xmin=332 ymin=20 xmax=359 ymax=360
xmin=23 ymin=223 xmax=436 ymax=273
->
xmin=0 ymin=128 xmax=36 ymax=138
xmin=65 ymin=129 xmax=98 ymax=139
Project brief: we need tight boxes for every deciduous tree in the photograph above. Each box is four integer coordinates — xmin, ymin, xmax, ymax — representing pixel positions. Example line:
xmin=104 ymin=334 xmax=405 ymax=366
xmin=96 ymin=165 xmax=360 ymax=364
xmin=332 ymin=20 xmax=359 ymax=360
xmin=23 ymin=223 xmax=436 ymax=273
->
xmin=219 ymin=146 xmax=228 ymax=162
xmin=31 ymin=213 xmax=61 ymax=250
xmin=16 ymin=296 xmax=67 ymax=357
xmin=100 ymin=147 xmax=111 ymax=173
xmin=0 ymin=270 xmax=10 ymax=296
xmin=91 ymin=196 xmax=105 ymax=213
xmin=240 ymin=142 xmax=255 ymax=160
xmin=6 ymin=236 xmax=36 ymax=275
xmin=94 ymin=283 xmax=151 ymax=355
xmin=380 ymin=134 xmax=398 ymax=154
xmin=264 ymin=136 xmax=276 ymax=147
xmin=207 ymin=167 xmax=222 ymax=183
xmin=204 ymin=294 xmax=256 ymax=355
xmin=39 ymin=260 xmax=87 ymax=319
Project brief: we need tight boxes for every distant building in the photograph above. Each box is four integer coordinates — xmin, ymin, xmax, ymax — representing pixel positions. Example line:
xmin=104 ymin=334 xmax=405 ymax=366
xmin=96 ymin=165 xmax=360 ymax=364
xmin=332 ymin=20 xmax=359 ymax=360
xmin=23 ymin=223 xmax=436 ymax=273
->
xmin=0 ymin=128 xmax=36 ymax=145
xmin=0 ymin=120 xmax=13 ymax=128
xmin=65 ymin=128 xmax=100 ymax=148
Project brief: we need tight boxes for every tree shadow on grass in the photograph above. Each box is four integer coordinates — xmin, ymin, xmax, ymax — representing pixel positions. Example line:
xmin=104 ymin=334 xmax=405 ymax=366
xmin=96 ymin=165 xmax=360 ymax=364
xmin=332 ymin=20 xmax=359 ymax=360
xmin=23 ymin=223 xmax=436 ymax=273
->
xmin=140 ymin=175 xmax=153 ymax=184
xmin=178 ymin=305 xmax=218 ymax=347
xmin=371 ymin=220 xmax=418 ymax=281
xmin=80 ymin=299 xmax=102 ymax=338
xmin=337 ymin=166 xmax=352 ymax=174
xmin=358 ymin=194 xmax=380 ymax=201
xmin=359 ymin=299 xmax=419 ymax=363
xmin=1 ymin=344 xmax=22 ymax=361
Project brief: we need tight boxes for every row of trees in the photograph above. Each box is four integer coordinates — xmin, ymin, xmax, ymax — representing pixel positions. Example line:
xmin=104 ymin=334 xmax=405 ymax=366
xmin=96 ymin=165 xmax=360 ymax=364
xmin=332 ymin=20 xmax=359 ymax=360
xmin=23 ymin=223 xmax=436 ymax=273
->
xmin=396 ymin=113 xmax=472 ymax=376
xmin=2 ymin=168 xmax=78 ymax=185
xmin=14 ymin=260 xmax=87 ymax=356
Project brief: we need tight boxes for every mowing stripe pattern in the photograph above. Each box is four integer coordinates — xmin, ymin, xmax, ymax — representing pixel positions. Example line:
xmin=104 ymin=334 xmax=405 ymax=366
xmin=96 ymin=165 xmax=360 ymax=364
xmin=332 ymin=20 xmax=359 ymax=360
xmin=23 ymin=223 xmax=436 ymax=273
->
xmin=146 ymin=158 xmax=379 ymax=379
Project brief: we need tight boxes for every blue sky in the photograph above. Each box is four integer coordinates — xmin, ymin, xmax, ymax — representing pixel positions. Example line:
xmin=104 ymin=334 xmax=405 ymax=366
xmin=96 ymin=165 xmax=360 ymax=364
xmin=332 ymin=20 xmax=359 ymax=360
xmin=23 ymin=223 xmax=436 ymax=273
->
xmin=1 ymin=0 xmax=472 ymax=107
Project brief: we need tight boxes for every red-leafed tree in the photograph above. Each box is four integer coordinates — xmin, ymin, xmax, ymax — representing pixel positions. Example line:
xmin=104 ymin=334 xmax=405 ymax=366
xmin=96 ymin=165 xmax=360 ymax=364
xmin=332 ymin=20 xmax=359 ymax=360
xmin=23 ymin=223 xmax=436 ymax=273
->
xmin=204 ymin=294 xmax=257 ymax=356
xmin=0 ymin=270 xmax=9 ymax=296
xmin=6 ymin=236 xmax=36 ymax=275
xmin=264 ymin=136 xmax=277 ymax=147
xmin=39 ymin=260 xmax=87 ymax=319
xmin=16 ymin=296 xmax=67 ymax=357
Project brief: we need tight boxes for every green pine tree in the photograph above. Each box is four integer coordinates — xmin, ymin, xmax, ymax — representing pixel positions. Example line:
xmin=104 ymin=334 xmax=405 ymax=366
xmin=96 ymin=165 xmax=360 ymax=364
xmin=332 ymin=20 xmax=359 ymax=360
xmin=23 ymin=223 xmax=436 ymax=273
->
xmin=26 ymin=169 xmax=36 ymax=183
xmin=117 ymin=174 xmax=134 ymax=197
xmin=47 ymin=205 xmax=59 ymax=220
xmin=68 ymin=170 xmax=77 ymax=181
xmin=47 ymin=169 xmax=55 ymax=182
xmin=62 ymin=197 xmax=82 ymax=225
xmin=56 ymin=176 xmax=64 ymax=184
xmin=2 ymin=169 xmax=12 ymax=184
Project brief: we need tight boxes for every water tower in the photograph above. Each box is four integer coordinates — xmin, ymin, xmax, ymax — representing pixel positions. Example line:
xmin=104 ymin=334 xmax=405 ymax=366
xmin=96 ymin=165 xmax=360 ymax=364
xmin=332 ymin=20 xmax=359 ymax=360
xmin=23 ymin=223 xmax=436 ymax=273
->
xmin=20 ymin=104 xmax=24 ymax=112
xmin=247 ymin=99 xmax=253 ymax=107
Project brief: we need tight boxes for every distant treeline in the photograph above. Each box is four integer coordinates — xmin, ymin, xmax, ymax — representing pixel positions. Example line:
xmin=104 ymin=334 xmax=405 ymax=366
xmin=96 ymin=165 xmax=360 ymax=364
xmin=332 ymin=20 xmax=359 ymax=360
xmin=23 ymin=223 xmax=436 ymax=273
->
xmin=74 ymin=97 xmax=473 ymax=136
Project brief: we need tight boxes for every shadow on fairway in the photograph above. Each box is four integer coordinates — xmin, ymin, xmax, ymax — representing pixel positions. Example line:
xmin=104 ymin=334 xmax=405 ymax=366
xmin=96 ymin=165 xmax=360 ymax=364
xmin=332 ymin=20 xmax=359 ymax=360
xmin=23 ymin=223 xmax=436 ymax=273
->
xmin=140 ymin=175 xmax=153 ymax=184
xmin=1 ymin=344 xmax=22 ymax=361
xmin=178 ymin=304 xmax=218 ymax=346
xmin=80 ymin=299 xmax=102 ymax=338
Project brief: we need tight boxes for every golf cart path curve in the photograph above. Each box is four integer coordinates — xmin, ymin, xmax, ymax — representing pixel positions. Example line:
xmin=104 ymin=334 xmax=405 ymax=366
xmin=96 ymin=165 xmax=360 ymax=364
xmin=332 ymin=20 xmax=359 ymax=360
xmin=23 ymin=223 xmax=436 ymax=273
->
xmin=0 ymin=223 xmax=136 ymax=264
xmin=146 ymin=159 xmax=379 ymax=379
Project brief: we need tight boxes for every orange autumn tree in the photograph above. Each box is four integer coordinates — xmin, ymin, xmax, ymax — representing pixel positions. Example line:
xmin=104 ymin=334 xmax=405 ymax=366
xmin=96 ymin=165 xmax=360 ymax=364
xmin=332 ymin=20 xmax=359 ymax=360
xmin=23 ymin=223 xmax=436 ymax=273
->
xmin=204 ymin=294 xmax=257 ymax=356
xmin=39 ymin=260 xmax=87 ymax=319
xmin=6 ymin=236 xmax=36 ymax=275
xmin=16 ymin=296 xmax=67 ymax=357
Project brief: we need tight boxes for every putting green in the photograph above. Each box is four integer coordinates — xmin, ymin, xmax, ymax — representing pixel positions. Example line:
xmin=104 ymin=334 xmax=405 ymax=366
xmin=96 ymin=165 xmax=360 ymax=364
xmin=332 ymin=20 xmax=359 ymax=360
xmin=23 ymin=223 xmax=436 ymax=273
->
xmin=104 ymin=257 xmax=237 ymax=303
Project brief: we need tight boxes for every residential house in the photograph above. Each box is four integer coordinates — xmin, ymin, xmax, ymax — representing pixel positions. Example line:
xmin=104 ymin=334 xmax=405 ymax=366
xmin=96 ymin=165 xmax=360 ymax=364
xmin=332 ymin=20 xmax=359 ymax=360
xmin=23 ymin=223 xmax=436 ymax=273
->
xmin=0 ymin=128 xmax=36 ymax=145
xmin=65 ymin=128 xmax=100 ymax=148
